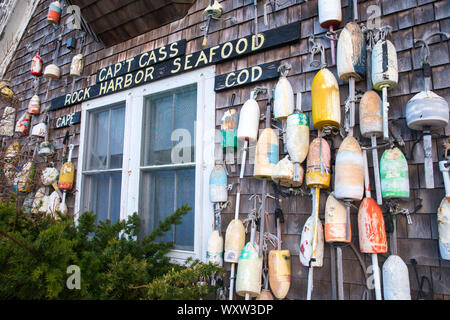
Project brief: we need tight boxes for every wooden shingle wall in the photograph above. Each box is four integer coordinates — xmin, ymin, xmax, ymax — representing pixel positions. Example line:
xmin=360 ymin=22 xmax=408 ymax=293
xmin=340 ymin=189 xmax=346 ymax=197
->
xmin=1 ymin=0 xmax=449 ymax=300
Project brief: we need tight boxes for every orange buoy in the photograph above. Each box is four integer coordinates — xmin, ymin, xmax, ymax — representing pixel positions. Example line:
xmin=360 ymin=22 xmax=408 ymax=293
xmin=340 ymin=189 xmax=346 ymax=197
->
xmin=305 ymin=138 xmax=331 ymax=189
xmin=268 ymin=250 xmax=291 ymax=299
xmin=272 ymin=156 xmax=303 ymax=188
xmin=325 ymin=192 xmax=351 ymax=243
xmin=358 ymin=197 xmax=387 ymax=253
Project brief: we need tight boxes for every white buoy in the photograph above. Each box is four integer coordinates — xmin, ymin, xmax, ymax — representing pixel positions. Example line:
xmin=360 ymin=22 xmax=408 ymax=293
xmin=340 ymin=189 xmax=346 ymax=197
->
xmin=382 ymin=255 xmax=411 ymax=300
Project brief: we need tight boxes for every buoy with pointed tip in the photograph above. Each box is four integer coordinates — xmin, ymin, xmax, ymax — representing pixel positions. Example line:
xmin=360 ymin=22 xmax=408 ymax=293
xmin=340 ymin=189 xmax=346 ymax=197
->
xmin=286 ymin=112 xmax=309 ymax=182
xmin=325 ymin=193 xmax=351 ymax=243
xmin=311 ymin=68 xmax=341 ymax=130
xmin=256 ymin=289 xmax=274 ymax=300
xmin=268 ymin=250 xmax=291 ymax=299
xmin=382 ymin=255 xmax=411 ymax=300
xmin=254 ymin=128 xmax=279 ymax=180
xmin=209 ymin=165 xmax=228 ymax=203
xmin=358 ymin=197 xmax=387 ymax=254
xmin=299 ymin=215 xmax=324 ymax=267
xmin=31 ymin=50 xmax=43 ymax=76
xmin=272 ymin=156 xmax=303 ymax=188
xmin=224 ymin=219 xmax=246 ymax=264
xmin=206 ymin=230 xmax=224 ymax=266
xmin=380 ymin=148 xmax=410 ymax=199
xmin=305 ymin=138 xmax=331 ymax=189
xmin=237 ymin=98 xmax=260 ymax=143
xmin=236 ymin=242 xmax=262 ymax=298
xmin=334 ymin=136 xmax=364 ymax=201
xmin=273 ymin=76 xmax=294 ymax=120
xmin=437 ymin=197 xmax=450 ymax=260
xmin=372 ymin=38 xmax=398 ymax=140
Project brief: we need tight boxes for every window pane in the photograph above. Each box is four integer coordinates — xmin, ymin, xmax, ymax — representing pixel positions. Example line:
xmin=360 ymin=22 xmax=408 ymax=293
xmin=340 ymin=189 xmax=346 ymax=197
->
xmin=92 ymin=173 xmax=109 ymax=222
xmin=142 ymin=84 xmax=197 ymax=166
xmin=139 ymin=170 xmax=175 ymax=243
xmin=110 ymin=172 xmax=122 ymax=223
xmin=110 ymin=107 xmax=125 ymax=169
xmin=175 ymin=168 xmax=195 ymax=250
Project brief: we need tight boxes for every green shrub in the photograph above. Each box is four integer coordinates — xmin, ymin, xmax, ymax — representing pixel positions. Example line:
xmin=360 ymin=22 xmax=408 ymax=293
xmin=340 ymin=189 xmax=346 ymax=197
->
xmin=0 ymin=199 xmax=223 ymax=300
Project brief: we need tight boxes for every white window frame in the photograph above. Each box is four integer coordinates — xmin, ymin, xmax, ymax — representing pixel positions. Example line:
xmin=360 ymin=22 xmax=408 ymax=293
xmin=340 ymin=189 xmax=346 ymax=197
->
xmin=76 ymin=66 xmax=216 ymax=263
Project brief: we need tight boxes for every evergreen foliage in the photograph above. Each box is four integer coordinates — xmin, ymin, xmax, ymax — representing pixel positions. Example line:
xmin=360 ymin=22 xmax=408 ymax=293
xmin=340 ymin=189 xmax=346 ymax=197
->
xmin=0 ymin=199 xmax=223 ymax=300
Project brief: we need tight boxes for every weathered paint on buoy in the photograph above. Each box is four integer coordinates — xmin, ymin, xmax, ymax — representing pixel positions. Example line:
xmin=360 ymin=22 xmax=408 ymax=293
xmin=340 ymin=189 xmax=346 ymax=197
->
xmin=272 ymin=156 xmax=303 ymax=188
xmin=221 ymin=109 xmax=238 ymax=149
xmin=38 ymin=141 xmax=55 ymax=157
xmin=438 ymin=198 xmax=450 ymax=260
xmin=206 ymin=230 xmax=224 ymax=266
xmin=0 ymin=107 xmax=16 ymax=137
xmin=237 ymin=98 xmax=260 ymax=142
xmin=406 ymin=91 xmax=449 ymax=131
xmin=70 ymin=54 xmax=84 ymax=77
xmin=372 ymin=40 xmax=398 ymax=91
xmin=31 ymin=50 xmax=43 ymax=76
xmin=31 ymin=122 xmax=47 ymax=138
xmin=358 ymin=197 xmax=388 ymax=253
xmin=41 ymin=167 xmax=59 ymax=186
xmin=224 ymin=219 xmax=246 ymax=263
xmin=32 ymin=187 xmax=49 ymax=214
xmin=58 ymin=146 xmax=75 ymax=191
xmin=337 ymin=22 xmax=366 ymax=82
xmin=299 ymin=215 xmax=324 ymax=267
xmin=306 ymin=138 xmax=331 ymax=189
xmin=4 ymin=141 xmax=20 ymax=165
xmin=334 ymin=136 xmax=364 ymax=201
xmin=209 ymin=165 xmax=228 ymax=203
xmin=15 ymin=113 xmax=31 ymax=135
xmin=325 ymin=193 xmax=351 ymax=243
xmin=28 ymin=95 xmax=41 ymax=114
xmin=318 ymin=0 xmax=342 ymax=29
xmin=16 ymin=161 xmax=34 ymax=193
xmin=47 ymin=1 xmax=62 ymax=25
xmin=236 ymin=242 xmax=262 ymax=298
xmin=360 ymin=90 xmax=383 ymax=137
xmin=380 ymin=148 xmax=410 ymax=199
xmin=383 ymin=255 xmax=411 ymax=300
xmin=254 ymin=128 xmax=279 ymax=180
xmin=269 ymin=250 xmax=291 ymax=299
xmin=312 ymin=68 xmax=341 ymax=130
xmin=256 ymin=289 xmax=274 ymax=300
xmin=0 ymin=82 xmax=14 ymax=99
xmin=273 ymin=76 xmax=294 ymax=120
xmin=286 ymin=112 xmax=309 ymax=164
xmin=44 ymin=64 xmax=61 ymax=80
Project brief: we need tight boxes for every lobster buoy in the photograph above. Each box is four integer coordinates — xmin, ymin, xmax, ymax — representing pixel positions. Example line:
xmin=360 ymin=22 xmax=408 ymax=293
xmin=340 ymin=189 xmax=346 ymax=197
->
xmin=221 ymin=109 xmax=238 ymax=150
xmin=360 ymin=90 xmax=383 ymax=137
xmin=273 ymin=76 xmax=294 ymax=120
xmin=0 ymin=106 xmax=16 ymax=137
xmin=256 ymin=290 xmax=274 ymax=300
xmin=15 ymin=113 xmax=31 ymax=135
xmin=47 ymin=190 xmax=62 ymax=218
xmin=22 ymin=192 xmax=35 ymax=215
xmin=358 ymin=197 xmax=388 ymax=253
xmin=311 ymin=68 xmax=341 ymax=130
xmin=337 ymin=22 xmax=366 ymax=81
xmin=16 ymin=161 xmax=34 ymax=193
xmin=318 ymin=0 xmax=342 ymax=29
xmin=305 ymin=138 xmax=331 ymax=189
xmin=325 ymin=193 xmax=351 ymax=243
xmin=269 ymin=250 xmax=291 ymax=299
xmin=4 ymin=141 xmax=20 ymax=165
xmin=28 ymin=95 xmax=41 ymax=114
xmin=31 ymin=122 xmax=47 ymax=138
xmin=286 ymin=112 xmax=309 ymax=181
xmin=70 ymin=54 xmax=84 ymax=77
xmin=237 ymin=98 xmax=260 ymax=143
xmin=0 ymin=82 xmax=14 ymax=99
xmin=299 ymin=215 xmax=324 ymax=267
xmin=209 ymin=165 xmax=228 ymax=203
xmin=380 ymin=148 xmax=410 ymax=199
xmin=224 ymin=219 xmax=246 ymax=263
xmin=31 ymin=50 xmax=43 ymax=76
xmin=38 ymin=141 xmax=56 ymax=157
xmin=203 ymin=0 xmax=223 ymax=18
xmin=382 ymin=255 xmax=411 ymax=300
xmin=43 ymin=64 xmax=61 ymax=80
xmin=272 ymin=156 xmax=303 ymax=188
xmin=438 ymin=198 xmax=450 ymax=260
xmin=206 ymin=230 xmax=224 ymax=266
xmin=41 ymin=167 xmax=59 ymax=186
xmin=47 ymin=1 xmax=62 ymax=25
xmin=236 ymin=242 xmax=262 ymax=298
xmin=58 ymin=146 xmax=75 ymax=190
xmin=32 ymin=187 xmax=49 ymax=214
xmin=406 ymin=91 xmax=449 ymax=131
xmin=334 ymin=136 xmax=364 ymax=201
xmin=254 ymin=128 xmax=279 ymax=180
xmin=372 ymin=40 xmax=398 ymax=91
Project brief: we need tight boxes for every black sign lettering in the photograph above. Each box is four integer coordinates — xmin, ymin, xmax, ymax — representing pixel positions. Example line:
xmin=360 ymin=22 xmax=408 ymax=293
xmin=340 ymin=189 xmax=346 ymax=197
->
xmin=214 ymin=61 xmax=280 ymax=91
xmin=51 ymin=22 xmax=301 ymax=111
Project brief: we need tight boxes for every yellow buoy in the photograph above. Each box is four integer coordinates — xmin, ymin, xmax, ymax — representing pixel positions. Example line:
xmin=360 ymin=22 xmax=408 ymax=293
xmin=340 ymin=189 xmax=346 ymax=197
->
xmin=236 ymin=242 xmax=262 ymax=298
xmin=311 ymin=68 xmax=341 ymax=130
xmin=305 ymin=138 xmax=331 ymax=189
xmin=224 ymin=219 xmax=246 ymax=263
xmin=268 ymin=250 xmax=291 ymax=299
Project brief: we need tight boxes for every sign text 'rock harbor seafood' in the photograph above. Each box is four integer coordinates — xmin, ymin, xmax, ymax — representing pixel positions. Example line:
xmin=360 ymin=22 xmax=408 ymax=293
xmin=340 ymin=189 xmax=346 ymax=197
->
xmin=50 ymin=22 xmax=301 ymax=111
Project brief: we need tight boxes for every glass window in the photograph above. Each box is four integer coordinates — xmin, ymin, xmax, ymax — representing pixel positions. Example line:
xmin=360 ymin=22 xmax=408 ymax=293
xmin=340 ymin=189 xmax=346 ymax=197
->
xmin=139 ymin=84 xmax=197 ymax=250
xmin=82 ymin=103 xmax=125 ymax=224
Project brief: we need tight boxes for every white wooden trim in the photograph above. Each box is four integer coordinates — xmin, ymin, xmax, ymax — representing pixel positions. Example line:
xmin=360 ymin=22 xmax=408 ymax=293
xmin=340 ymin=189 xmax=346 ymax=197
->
xmin=78 ymin=66 xmax=216 ymax=263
